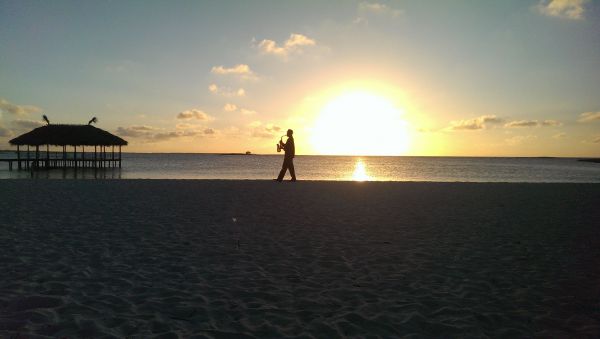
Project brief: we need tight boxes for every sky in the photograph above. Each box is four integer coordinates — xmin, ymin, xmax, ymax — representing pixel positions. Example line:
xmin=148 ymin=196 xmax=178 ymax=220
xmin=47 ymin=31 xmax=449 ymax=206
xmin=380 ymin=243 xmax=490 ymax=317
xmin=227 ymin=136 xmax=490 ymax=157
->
xmin=1 ymin=0 xmax=599 ymax=156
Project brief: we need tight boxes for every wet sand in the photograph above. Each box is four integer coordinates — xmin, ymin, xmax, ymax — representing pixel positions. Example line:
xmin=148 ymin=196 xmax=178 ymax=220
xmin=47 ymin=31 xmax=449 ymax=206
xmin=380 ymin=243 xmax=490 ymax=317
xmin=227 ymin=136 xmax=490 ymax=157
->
xmin=1 ymin=180 xmax=599 ymax=337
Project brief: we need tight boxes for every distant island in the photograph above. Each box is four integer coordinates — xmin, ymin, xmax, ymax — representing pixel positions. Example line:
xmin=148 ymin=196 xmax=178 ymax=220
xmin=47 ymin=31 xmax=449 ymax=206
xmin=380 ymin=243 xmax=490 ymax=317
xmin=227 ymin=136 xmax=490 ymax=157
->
xmin=578 ymin=158 xmax=600 ymax=164
xmin=219 ymin=151 xmax=254 ymax=156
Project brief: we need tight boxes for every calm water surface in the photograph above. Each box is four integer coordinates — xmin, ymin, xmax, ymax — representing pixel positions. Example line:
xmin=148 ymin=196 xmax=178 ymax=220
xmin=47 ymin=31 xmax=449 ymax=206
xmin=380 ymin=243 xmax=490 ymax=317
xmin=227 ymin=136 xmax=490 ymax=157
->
xmin=1 ymin=153 xmax=599 ymax=182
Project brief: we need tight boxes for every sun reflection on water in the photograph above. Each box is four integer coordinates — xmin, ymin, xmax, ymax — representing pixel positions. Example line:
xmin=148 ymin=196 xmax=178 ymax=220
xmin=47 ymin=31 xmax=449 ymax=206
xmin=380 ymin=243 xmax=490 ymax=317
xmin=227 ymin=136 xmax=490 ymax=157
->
xmin=352 ymin=160 xmax=372 ymax=181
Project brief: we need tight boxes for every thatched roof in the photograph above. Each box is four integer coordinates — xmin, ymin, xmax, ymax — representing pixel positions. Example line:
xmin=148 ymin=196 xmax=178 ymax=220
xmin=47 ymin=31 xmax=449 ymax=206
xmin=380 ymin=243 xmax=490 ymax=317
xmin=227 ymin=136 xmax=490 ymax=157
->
xmin=9 ymin=125 xmax=128 ymax=146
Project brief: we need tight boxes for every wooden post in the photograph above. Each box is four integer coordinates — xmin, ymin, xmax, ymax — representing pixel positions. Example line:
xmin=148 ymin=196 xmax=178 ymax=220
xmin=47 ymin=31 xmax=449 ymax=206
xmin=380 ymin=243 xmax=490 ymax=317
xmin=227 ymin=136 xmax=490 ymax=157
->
xmin=119 ymin=145 xmax=122 ymax=168
xmin=17 ymin=145 xmax=21 ymax=170
xmin=94 ymin=145 xmax=97 ymax=169
xmin=27 ymin=145 xmax=30 ymax=170
xmin=112 ymin=146 xmax=115 ymax=167
xmin=74 ymin=145 xmax=77 ymax=169
xmin=82 ymin=146 xmax=85 ymax=168
xmin=35 ymin=145 xmax=39 ymax=169
xmin=46 ymin=145 xmax=49 ymax=169
xmin=63 ymin=145 xmax=66 ymax=169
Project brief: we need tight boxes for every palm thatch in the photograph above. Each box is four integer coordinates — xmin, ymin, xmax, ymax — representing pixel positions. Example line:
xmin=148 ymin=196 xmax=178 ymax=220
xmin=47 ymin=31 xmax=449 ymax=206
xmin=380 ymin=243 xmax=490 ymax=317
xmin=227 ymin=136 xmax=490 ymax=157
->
xmin=9 ymin=125 xmax=128 ymax=146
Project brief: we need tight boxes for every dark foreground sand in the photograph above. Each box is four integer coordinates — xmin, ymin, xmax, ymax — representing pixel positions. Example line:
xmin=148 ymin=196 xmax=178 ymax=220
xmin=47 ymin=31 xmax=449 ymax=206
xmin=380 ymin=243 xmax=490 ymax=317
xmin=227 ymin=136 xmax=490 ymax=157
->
xmin=1 ymin=180 xmax=599 ymax=338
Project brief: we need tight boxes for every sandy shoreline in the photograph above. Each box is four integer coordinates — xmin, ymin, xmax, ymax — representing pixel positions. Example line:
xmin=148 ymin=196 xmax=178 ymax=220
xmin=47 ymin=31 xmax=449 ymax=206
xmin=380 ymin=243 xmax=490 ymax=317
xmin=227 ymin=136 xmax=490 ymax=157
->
xmin=1 ymin=180 xmax=599 ymax=337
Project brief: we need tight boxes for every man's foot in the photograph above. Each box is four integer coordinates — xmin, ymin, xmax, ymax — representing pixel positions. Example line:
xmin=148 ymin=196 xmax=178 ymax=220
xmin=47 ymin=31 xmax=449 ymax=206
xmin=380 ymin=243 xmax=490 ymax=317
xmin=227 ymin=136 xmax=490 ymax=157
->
xmin=273 ymin=179 xmax=282 ymax=182
xmin=289 ymin=178 xmax=297 ymax=182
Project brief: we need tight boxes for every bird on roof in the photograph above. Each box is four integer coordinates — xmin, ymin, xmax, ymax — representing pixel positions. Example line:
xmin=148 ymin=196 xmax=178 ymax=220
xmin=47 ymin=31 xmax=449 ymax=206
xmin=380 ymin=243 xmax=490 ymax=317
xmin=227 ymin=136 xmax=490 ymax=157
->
xmin=88 ymin=117 xmax=98 ymax=125
xmin=42 ymin=115 xmax=50 ymax=125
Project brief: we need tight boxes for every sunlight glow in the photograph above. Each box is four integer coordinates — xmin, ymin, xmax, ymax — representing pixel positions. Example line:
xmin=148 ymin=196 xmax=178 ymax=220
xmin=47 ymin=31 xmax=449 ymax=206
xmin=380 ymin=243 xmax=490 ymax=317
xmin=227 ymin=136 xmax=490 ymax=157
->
xmin=352 ymin=160 xmax=372 ymax=181
xmin=310 ymin=91 xmax=410 ymax=155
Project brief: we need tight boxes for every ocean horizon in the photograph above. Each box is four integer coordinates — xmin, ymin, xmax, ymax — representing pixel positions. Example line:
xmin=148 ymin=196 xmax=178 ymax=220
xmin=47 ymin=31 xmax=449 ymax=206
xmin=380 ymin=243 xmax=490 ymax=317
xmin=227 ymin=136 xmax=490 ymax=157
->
xmin=1 ymin=152 xmax=599 ymax=182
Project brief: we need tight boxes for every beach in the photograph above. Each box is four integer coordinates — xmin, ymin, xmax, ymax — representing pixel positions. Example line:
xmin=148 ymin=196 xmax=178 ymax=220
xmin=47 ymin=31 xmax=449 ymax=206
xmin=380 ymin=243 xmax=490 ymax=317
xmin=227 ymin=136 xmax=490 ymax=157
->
xmin=1 ymin=180 xmax=599 ymax=337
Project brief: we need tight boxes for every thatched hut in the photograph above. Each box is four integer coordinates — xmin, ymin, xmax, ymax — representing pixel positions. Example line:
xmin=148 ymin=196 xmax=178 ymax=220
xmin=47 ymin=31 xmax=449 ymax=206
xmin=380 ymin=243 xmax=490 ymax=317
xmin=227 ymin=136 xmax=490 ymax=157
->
xmin=9 ymin=124 xmax=128 ymax=170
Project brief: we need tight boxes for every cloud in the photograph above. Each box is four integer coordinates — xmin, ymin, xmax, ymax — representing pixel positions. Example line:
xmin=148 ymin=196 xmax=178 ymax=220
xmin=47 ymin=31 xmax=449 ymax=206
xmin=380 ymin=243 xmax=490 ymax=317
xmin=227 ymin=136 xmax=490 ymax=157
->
xmin=250 ymin=121 xmax=282 ymax=138
xmin=505 ymin=135 xmax=537 ymax=146
xmin=256 ymin=33 xmax=316 ymax=58
xmin=541 ymin=119 xmax=563 ymax=126
xmin=448 ymin=115 xmax=503 ymax=130
xmin=0 ymin=98 xmax=42 ymax=116
xmin=11 ymin=119 xmax=44 ymax=129
xmin=240 ymin=108 xmax=257 ymax=115
xmin=115 ymin=125 xmax=159 ymax=138
xmin=211 ymin=64 xmax=256 ymax=79
xmin=116 ymin=125 xmax=206 ymax=142
xmin=208 ymin=83 xmax=246 ymax=97
xmin=224 ymin=103 xmax=238 ymax=112
xmin=505 ymin=120 xmax=539 ymax=128
xmin=0 ymin=125 xmax=12 ymax=137
xmin=177 ymin=109 xmax=214 ymax=121
xmin=358 ymin=2 xmax=403 ymax=17
xmin=505 ymin=119 xmax=563 ymax=128
xmin=594 ymin=135 xmax=600 ymax=143
xmin=537 ymin=0 xmax=588 ymax=20
xmin=553 ymin=132 xmax=566 ymax=139
xmin=578 ymin=111 xmax=600 ymax=123
xmin=204 ymin=128 xmax=215 ymax=135
xmin=223 ymin=103 xmax=257 ymax=115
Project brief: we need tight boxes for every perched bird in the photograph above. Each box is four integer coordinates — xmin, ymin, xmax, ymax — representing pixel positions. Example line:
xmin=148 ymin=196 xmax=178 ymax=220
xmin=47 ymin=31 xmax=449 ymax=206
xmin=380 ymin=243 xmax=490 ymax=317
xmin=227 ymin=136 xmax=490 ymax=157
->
xmin=42 ymin=115 xmax=50 ymax=125
xmin=88 ymin=117 xmax=98 ymax=125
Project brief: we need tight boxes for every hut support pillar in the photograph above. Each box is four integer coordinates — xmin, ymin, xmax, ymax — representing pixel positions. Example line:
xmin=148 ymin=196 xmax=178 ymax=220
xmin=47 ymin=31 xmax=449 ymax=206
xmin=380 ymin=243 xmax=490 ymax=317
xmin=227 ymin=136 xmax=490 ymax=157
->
xmin=27 ymin=146 xmax=30 ymax=170
xmin=17 ymin=145 xmax=21 ymax=170
xmin=35 ymin=146 xmax=39 ymax=169
xmin=119 ymin=146 xmax=122 ymax=168
xmin=82 ymin=146 xmax=85 ymax=168
xmin=46 ymin=145 xmax=49 ymax=169
xmin=94 ymin=146 xmax=97 ymax=169
xmin=62 ymin=146 xmax=66 ymax=169
xmin=74 ymin=146 xmax=77 ymax=169
xmin=112 ymin=146 xmax=115 ymax=167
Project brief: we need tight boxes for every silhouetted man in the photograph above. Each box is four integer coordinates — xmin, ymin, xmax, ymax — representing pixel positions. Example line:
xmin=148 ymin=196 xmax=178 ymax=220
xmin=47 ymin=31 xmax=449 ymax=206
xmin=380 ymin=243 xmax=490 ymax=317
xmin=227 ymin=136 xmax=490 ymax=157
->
xmin=276 ymin=129 xmax=296 ymax=182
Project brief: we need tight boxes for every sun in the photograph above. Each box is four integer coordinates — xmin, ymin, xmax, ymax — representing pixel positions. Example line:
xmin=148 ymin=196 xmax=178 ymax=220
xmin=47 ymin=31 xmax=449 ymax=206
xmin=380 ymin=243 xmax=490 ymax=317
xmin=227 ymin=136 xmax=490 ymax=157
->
xmin=310 ymin=91 xmax=410 ymax=156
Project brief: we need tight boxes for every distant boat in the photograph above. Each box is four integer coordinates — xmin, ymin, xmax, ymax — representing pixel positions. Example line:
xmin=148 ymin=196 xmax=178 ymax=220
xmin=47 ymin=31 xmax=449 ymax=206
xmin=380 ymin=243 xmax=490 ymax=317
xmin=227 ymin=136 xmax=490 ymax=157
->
xmin=245 ymin=151 xmax=252 ymax=155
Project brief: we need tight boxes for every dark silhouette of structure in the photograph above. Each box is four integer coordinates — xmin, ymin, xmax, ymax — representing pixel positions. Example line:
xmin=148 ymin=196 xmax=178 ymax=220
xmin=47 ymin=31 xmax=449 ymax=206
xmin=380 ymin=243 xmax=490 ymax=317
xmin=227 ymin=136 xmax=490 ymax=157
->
xmin=6 ymin=119 xmax=127 ymax=171
xmin=276 ymin=129 xmax=296 ymax=182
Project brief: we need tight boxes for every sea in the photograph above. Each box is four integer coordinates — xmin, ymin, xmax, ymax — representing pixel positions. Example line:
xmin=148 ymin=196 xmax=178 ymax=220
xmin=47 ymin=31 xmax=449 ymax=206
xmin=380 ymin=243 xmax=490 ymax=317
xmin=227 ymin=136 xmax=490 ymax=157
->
xmin=1 ymin=152 xmax=599 ymax=182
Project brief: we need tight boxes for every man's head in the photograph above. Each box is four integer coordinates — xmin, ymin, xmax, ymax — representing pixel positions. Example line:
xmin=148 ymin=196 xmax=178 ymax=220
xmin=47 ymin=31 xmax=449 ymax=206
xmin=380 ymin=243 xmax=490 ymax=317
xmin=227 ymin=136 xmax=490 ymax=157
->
xmin=287 ymin=129 xmax=293 ymax=137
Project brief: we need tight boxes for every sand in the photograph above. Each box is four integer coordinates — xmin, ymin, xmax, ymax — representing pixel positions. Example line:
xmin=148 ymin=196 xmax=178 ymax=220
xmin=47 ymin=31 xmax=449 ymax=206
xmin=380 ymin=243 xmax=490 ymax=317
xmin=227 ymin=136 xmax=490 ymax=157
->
xmin=1 ymin=180 xmax=599 ymax=338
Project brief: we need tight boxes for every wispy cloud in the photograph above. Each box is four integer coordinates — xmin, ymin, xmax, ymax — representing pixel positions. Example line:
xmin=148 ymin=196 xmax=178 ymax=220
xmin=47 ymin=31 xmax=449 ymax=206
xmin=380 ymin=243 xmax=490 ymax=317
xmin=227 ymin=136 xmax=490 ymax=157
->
xmin=223 ymin=103 xmax=256 ymax=115
xmin=116 ymin=125 xmax=159 ymax=138
xmin=505 ymin=120 xmax=539 ymax=128
xmin=11 ymin=119 xmax=44 ymax=129
xmin=0 ymin=98 xmax=42 ymax=116
xmin=447 ymin=115 xmax=503 ymax=131
xmin=240 ymin=108 xmax=257 ymax=115
xmin=541 ymin=119 xmax=563 ymax=126
xmin=537 ymin=0 xmax=588 ymax=20
xmin=553 ymin=132 xmax=566 ymax=139
xmin=505 ymin=135 xmax=537 ymax=146
xmin=223 ymin=103 xmax=238 ymax=112
xmin=211 ymin=64 xmax=257 ymax=80
xmin=358 ymin=2 xmax=403 ymax=17
xmin=256 ymin=33 xmax=316 ymax=58
xmin=116 ymin=124 xmax=211 ymax=142
xmin=177 ymin=109 xmax=214 ymax=121
xmin=505 ymin=119 xmax=563 ymax=128
xmin=208 ymin=83 xmax=246 ymax=97
xmin=0 ymin=125 xmax=12 ymax=137
xmin=578 ymin=111 xmax=600 ymax=122
xmin=250 ymin=121 xmax=282 ymax=138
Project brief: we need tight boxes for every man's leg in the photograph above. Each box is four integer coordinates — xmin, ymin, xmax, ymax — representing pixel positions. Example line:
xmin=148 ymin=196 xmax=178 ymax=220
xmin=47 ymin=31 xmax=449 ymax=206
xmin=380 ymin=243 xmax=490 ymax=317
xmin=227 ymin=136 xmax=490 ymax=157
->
xmin=289 ymin=159 xmax=296 ymax=181
xmin=276 ymin=159 xmax=288 ymax=181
